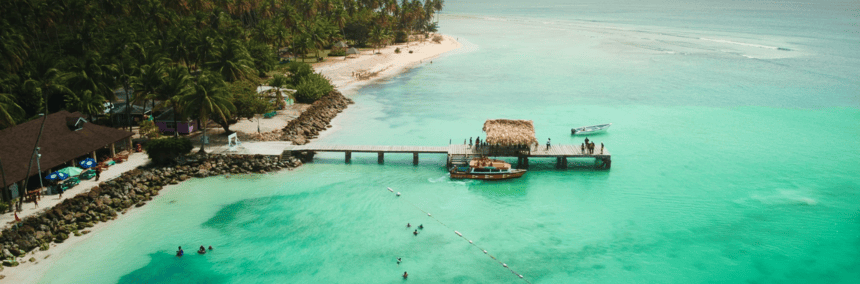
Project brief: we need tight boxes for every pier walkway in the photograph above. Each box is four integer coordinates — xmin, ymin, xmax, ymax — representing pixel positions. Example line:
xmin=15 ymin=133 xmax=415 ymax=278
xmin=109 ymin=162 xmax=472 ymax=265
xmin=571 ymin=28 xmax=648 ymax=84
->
xmin=283 ymin=143 xmax=611 ymax=169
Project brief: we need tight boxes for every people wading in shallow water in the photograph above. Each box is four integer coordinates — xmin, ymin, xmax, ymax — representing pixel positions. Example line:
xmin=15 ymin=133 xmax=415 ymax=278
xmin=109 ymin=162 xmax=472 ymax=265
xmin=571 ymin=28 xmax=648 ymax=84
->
xmin=403 ymin=271 xmax=408 ymax=279
xmin=418 ymin=224 xmax=423 ymax=229
xmin=397 ymin=257 xmax=402 ymax=264
xmin=198 ymin=246 xmax=207 ymax=254
xmin=407 ymin=223 xmax=411 ymax=228
xmin=413 ymin=230 xmax=418 ymax=236
xmin=176 ymin=246 xmax=184 ymax=257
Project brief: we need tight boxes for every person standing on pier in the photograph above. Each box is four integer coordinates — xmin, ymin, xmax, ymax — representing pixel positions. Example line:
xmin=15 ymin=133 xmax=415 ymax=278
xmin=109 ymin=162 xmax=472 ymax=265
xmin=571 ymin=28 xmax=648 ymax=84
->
xmin=469 ymin=137 xmax=473 ymax=148
xmin=600 ymin=142 xmax=604 ymax=154
xmin=546 ymin=138 xmax=551 ymax=150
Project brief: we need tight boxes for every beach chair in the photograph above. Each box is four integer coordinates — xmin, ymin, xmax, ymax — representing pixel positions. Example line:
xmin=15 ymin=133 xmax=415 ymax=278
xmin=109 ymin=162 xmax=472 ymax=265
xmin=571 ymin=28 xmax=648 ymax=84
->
xmin=80 ymin=170 xmax=96 ymax=180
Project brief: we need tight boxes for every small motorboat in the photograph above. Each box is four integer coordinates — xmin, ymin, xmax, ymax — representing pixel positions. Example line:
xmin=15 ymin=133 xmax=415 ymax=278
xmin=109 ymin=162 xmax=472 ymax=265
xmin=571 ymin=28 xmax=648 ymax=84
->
xmin=571 ymin=123 xmax=612 ymax=135
xmin=449 ymin=157 xmax=526 ymax=180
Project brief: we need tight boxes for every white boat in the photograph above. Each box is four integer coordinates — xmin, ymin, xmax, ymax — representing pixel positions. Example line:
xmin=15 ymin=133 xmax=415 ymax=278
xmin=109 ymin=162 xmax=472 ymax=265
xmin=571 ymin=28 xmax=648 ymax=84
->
xmin=571 ymin=123 xmax=612 ymax=135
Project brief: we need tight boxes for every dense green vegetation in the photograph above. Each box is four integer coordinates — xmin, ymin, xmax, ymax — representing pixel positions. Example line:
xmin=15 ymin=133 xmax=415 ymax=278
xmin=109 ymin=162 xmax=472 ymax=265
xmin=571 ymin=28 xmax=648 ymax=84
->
xmin=143 ymin=136 xmax=194 ymax=165
xmin=0 ymin=0 xmax=445 ymax=129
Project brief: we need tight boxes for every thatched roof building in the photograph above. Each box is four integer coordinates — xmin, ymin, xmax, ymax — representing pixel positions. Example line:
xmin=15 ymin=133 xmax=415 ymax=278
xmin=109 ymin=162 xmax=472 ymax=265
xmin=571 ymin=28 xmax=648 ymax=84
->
xmin=0 ymin=111 xmax=133 ymax=189
xmin=482 ymin=119 xmax=538 ymax=146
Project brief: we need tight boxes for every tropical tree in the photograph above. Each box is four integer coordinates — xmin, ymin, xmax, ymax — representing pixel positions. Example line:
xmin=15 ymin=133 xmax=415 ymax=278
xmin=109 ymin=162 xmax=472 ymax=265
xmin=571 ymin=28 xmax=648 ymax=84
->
xmin=0 ymin=93 xmax=24 ymax=128
xmin=206 ymin=39 xmax=256 ymax=82
xmin=62 ymin=52 xmax=118 ymax=112
xmin=132 ymin=61 xmax=166 ymax=115
xmin=157 ymin=66 xmax=194 ymax=137
xmin=64 ymin=90 xmax=106 ymax=121
xmin=182 ymin=73 xmax=235 ymax=153
xmin=20 ymin=54 xmax=73 ymax=114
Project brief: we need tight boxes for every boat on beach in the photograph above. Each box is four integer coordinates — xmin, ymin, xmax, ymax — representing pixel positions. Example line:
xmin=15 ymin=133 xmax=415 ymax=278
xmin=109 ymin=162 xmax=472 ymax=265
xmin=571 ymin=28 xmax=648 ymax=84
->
xmin=449 ymin=157 xmax=527 ymax=180
xmin=571 ymin=123 xmax=612 ymax=135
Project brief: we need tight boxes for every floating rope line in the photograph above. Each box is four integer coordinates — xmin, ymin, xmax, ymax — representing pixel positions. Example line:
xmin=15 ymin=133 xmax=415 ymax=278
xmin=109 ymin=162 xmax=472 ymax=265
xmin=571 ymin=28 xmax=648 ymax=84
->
xmin=387 ymin=187 xmax=531 ymax=283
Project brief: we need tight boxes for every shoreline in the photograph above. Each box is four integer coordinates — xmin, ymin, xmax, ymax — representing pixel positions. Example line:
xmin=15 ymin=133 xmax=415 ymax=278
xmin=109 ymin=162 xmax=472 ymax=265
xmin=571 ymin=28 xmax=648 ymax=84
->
xmin=314 ymin=34 xmax=462 ymax=96
xmin=0 ymin=155 xmax=301 ymax=282
xmin=0 ymin=34 xmax=463 ymax=282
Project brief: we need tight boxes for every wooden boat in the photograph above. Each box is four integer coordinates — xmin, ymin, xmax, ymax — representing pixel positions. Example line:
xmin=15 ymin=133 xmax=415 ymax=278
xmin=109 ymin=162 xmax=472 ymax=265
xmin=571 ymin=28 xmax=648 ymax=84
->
xmin=449 ymin=157 xmax=526 ymax=180
xmin=571 ymin=123 xmax=612 ymax=135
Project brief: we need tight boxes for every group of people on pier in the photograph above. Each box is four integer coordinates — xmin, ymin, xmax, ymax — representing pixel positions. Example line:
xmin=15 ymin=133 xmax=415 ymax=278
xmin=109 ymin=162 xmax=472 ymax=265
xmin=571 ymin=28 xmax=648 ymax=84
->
xmin=467 ymin=137 xmax=489 ymax=149
xmin=581 ymin=137 xmax=603 ymax=155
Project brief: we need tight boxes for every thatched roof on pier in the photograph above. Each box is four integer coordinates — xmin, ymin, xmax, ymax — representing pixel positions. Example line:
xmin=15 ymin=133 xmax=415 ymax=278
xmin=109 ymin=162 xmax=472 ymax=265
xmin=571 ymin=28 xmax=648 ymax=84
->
xmin=482 ymin=119 xmax=538 ymax=146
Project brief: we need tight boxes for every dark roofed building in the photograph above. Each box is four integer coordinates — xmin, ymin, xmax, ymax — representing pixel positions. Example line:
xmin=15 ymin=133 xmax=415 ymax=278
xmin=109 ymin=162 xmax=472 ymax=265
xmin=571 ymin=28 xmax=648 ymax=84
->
xmin=0 ymin=111 xmax=134 ymax=194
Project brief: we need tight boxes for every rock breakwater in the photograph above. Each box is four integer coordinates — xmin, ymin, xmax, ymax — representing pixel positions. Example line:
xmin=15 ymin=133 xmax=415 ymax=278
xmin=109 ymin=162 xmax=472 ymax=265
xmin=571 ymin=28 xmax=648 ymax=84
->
xmin=282 ymin=90 xmax=353 ymax=145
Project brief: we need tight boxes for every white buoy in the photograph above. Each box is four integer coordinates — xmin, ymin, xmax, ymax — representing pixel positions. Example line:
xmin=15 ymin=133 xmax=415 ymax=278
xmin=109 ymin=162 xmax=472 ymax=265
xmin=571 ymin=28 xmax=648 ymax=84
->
xmin=396 ymin=192 xmax=401 ymax=196
xmin=427 ymin=213 xmax=431 ymax=216
xmin=454 ymin=231 xmax=462 ymax=236
xmin=388 ymin=187 xmax=393 ymax=192
xmin=469 ymin=240 xmax=473 ymax=244
xmin=503 ymin=263 xmax=508 ymax=268
xmin=519 ymin=275 xmax=524 ymax=278
xmin=483 ymin=250 xmax=487 ymax=254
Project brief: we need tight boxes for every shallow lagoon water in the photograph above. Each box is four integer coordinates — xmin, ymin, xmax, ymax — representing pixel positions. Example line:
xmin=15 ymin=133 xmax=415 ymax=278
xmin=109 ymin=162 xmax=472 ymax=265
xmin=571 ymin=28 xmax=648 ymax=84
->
xmin=41 ymin=1 xmax=859 ymax=283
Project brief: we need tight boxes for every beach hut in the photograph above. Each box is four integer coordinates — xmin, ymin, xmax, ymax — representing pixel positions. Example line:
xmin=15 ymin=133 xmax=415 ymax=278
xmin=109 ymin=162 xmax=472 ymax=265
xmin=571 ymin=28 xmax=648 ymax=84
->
xmin=334 ymin=41 xmax=348 ymax=48
xmin=154 ymin=108 xmax=197 ymax=134
xmin=482 ymin=119 xmax=539 ymax=156
xmin=346 ymin=47 xmax=360 ymax=56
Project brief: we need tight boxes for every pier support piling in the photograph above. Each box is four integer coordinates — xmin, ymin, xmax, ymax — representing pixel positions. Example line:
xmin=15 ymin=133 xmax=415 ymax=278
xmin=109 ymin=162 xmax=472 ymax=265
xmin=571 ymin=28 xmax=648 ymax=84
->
xmin=413 ymin=153 xmax=419 ymax=165
xmin=345 ymin=151 xmax=351 ymax=163
xmin=378 ymin=152 xmax=384 ymax=164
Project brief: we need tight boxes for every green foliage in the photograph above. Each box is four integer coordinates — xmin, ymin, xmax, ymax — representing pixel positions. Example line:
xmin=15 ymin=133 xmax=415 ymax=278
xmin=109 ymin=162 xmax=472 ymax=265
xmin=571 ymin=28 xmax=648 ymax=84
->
xmin=64 ymin=90 xmax=106 ymax=120
xmin=227 ymin=80 xmax=271 ymax=120
xmin=0 ymin=93 xmax=24 ymax=127
xmin=395 ymin=30 xmax=409 ymax=43
xmin=285 ymin=63 xmax=333 ymax=103
xmin=0 ymin=0 xmax=445 ymax=125
xmin=395 ymin=47 xmax=402 ymax=54
xmin=268 ymin=74 xmax=290 ymax=89
xmin=144 ymin=137 xmax=193 ymax=165
xmin=329 ymin=47 xmax=347 ymax=57
xmin=294 ymin=74 xmax=335 ymax=104
xmin=247 ymin=41 xmax=277 ymax=77
xmin=139 ymin=120 xmax=161 ymax=139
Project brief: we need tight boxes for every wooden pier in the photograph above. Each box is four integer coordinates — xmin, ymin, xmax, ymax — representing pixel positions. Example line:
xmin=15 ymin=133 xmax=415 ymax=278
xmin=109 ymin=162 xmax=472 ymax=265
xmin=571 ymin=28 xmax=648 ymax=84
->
xmin=284 ymin=144 xmax=611 ymax=169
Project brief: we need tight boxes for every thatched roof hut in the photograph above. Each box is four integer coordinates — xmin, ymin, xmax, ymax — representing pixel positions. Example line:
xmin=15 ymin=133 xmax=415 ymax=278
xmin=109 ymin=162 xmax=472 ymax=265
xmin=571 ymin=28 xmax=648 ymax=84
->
xmin=482 ymin=119 xmax=538 ymax=146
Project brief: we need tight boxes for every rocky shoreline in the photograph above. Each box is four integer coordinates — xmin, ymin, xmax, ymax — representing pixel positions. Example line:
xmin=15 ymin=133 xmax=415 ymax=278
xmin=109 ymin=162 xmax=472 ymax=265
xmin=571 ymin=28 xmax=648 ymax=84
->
xmin=281 ymin=90 xmax=354 ymax=145
xmin=0 ymin=154 xmax=302 ymax=268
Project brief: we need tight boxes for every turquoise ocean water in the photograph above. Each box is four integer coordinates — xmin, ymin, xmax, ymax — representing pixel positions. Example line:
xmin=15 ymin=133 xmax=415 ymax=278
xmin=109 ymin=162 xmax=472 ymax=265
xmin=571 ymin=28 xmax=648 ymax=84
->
xmin=41 ymin=1 xmax=859 ymax=283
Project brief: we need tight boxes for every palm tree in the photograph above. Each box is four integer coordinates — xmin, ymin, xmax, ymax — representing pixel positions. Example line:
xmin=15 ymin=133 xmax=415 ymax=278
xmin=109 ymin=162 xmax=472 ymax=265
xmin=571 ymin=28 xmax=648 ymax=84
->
xmin=21 ymin=54 xmax=73 ymax=114
xmin=206 ymin=39 xmax=256 ymax=82
xmin=132 ymin=61 xmax=166 ymax=118
xmin=64 ymin=90 xmax=106 ymax=121
xmin=0 ymin=93 xmax=24 ymax=128
xmin=182 ymin=73 xmax=235 ymax=153
xmin=157 ymin=66 xmax=194 ymax=137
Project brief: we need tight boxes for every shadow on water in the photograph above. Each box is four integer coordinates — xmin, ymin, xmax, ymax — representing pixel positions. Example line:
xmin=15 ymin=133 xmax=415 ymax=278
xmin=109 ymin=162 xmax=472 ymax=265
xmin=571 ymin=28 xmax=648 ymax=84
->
xmin=119 ymin=252 xmax=228 ymax=284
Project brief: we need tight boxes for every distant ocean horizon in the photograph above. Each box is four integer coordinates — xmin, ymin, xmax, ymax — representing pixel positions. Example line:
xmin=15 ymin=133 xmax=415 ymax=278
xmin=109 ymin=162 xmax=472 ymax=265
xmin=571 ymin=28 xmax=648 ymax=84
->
xmin=41 ymin=1 xmax=859 ymax=283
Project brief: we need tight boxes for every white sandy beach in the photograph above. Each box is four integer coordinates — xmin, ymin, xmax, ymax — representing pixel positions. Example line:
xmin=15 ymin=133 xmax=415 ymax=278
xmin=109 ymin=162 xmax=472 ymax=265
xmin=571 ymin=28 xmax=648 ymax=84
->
xmin=0 ymin=34 xmax=461 ymax=281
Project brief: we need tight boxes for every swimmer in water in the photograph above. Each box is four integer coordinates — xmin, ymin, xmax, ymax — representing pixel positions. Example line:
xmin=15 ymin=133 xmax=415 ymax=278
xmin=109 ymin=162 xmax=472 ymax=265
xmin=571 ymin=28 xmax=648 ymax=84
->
xmin=198 ymin=246 xmax=207 ymax=254
xmin=177 ymin=246 xmax=184 ymax=256
xmin=403 ymin=271 xmax=408 ymax=278
xmin=418 ymin=224 xmax=423 ymax=229
xmin=208 ymin=246 xmax=213 ymax=250
xmin=397 ymin=257 xmax=402 ymax=264
xmin=413 ymin=230 xmax=418 ymax=236
xmin=407 ymin=223 xmax=411 ymax=228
